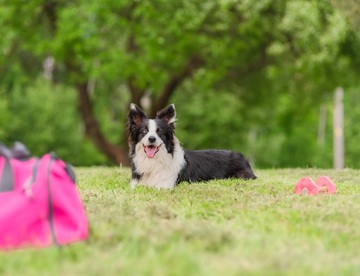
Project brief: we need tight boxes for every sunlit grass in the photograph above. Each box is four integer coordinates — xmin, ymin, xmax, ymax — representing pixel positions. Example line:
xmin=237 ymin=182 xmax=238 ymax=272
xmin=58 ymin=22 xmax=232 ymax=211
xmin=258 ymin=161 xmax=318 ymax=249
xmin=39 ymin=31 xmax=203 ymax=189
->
xmin=1 ymin=167 xmax=360 ymax=275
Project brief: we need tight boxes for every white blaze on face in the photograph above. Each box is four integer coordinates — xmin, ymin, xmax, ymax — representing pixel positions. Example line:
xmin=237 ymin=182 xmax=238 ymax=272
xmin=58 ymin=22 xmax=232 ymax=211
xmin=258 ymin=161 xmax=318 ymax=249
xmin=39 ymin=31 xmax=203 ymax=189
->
xmin=142 ymin=120 xmax=162 ymax=158
xmin=147 ymin=120 xmax=158 ymax=140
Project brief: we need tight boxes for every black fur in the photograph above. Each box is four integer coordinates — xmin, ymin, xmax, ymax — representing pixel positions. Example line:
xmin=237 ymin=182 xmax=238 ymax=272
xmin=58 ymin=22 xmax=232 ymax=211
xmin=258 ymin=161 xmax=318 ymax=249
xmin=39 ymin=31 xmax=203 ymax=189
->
xmin=178 ymin=150 xmax=256 ymax=182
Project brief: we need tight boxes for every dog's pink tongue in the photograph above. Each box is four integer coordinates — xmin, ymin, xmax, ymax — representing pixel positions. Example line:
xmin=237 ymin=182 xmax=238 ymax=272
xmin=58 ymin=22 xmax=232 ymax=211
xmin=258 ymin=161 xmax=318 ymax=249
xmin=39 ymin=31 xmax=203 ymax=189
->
xmin=145 ymin=146 xmax=157 ymax=158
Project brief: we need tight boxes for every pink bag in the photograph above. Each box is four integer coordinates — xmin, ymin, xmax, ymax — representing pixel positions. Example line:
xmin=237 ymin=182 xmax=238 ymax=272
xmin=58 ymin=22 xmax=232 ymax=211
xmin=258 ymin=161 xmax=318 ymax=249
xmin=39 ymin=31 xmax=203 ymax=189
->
xmin=0 ymin=143 xmax=88 ymax=250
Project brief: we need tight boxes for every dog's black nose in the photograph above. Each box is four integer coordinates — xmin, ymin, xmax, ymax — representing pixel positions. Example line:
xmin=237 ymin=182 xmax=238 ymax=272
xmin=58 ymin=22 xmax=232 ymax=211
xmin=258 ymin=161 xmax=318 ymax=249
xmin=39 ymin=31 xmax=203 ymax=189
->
xmin=148 ymin=136 xmax=156 ymax=143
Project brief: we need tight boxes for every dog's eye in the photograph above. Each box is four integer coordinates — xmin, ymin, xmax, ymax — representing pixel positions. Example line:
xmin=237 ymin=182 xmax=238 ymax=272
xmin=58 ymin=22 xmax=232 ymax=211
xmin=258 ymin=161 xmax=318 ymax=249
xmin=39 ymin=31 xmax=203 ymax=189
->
xmin=156 ymin=127 xmax=161 ymax=133
xmin=141 ymin=128 xmax=148 ymax=134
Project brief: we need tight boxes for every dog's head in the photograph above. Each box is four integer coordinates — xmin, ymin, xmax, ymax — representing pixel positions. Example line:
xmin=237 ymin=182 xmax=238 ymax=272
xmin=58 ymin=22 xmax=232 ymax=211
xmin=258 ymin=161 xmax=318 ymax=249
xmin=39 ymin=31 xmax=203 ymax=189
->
xmin=127 ymin=104 xmax=177 ymax=158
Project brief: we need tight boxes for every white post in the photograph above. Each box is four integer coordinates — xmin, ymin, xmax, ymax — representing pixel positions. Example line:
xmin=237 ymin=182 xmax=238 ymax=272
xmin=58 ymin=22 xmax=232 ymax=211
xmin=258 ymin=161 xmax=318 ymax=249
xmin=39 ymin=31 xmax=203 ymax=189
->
xmin=43 ymin=56 xmax=55 ymax=81
xmin=333 ymin=87 xmax=344 ymax=170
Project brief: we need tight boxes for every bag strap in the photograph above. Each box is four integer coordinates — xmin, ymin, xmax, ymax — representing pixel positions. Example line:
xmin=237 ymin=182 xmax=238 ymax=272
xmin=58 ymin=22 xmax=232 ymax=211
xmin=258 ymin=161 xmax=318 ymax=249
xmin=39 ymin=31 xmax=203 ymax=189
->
xmin=45 ymin=156 xmax=59 ymax=246
xmin=0 ymin=157 xmax=14 ymax=192
xmin=0 ymin=143 xmax=11 ymax=158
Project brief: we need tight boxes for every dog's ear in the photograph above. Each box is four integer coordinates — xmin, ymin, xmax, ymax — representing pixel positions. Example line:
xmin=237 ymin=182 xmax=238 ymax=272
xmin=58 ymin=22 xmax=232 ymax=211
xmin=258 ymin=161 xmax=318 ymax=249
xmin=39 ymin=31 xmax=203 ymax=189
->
xmin=156 ymin=104 xmax=176 ymax=125
xmin=128 ymin=103 xmax=147 ymax=126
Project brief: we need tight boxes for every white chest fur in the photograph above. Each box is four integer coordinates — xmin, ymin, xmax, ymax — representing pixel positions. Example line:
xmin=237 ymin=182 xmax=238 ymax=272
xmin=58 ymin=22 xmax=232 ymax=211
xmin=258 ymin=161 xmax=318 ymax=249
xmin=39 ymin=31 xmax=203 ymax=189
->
xmin=131 ymin=140 xmax=186 ymax=189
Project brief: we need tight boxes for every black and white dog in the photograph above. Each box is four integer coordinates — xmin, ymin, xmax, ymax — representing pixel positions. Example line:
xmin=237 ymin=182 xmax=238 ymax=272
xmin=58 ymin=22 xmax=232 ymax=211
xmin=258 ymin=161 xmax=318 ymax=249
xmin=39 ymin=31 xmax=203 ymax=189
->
xmin=127 ymin=103 xmax=256 ymax=189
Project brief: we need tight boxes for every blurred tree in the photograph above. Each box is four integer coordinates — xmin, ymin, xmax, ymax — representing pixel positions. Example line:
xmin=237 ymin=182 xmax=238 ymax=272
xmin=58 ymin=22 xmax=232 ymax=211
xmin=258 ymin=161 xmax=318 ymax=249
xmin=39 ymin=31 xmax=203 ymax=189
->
xmin=0 ymin=0 xmax=358 ymax=165
xmin=0 ymin=80 xmax=107 ymax=165
xmin=331 ymin=0 xmax=360 ymax=31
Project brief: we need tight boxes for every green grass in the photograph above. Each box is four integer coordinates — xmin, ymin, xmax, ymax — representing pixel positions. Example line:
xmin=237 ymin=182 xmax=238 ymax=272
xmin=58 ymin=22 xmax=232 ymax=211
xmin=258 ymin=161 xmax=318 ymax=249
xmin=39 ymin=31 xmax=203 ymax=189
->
xmin=1 ymin=167 xmax=360 ymax=275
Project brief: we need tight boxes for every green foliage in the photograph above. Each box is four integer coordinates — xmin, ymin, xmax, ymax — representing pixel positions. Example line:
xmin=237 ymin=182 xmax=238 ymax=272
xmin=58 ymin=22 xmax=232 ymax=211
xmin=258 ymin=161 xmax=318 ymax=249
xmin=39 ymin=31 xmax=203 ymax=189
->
xmin=174 ymin=89 xmax=248 ymax=151
xmin=0 ymin=79 xmax=107 ymax=165
xmin=2 ymin=167 xmax=360 ymax=274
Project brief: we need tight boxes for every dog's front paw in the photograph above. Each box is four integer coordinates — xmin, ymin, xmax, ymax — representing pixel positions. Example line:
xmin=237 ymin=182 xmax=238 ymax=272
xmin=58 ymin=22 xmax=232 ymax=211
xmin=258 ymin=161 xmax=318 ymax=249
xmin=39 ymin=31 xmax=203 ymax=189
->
xmin=130 ymin=179 xmax=138 ymax=189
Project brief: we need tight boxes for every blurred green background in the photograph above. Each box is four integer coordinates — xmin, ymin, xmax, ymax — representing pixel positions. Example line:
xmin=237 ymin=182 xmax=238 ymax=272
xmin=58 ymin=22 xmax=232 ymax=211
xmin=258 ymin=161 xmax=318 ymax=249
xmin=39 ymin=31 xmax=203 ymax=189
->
xmin=0 ymin=0 xmax=359 ymax=168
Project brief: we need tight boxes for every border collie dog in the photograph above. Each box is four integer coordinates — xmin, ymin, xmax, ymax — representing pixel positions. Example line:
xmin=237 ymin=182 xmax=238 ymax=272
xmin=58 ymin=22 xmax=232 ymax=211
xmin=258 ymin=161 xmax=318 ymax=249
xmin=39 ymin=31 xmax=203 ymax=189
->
xmin=127 ymin=103 xmax=256 ymax=189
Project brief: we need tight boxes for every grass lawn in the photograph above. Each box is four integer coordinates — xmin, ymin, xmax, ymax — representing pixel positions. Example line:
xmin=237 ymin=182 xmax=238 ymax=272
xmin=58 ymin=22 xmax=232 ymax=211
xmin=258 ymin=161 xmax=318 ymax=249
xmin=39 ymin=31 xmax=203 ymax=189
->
xmin=1 ymin=167 xmax=360 ymax=275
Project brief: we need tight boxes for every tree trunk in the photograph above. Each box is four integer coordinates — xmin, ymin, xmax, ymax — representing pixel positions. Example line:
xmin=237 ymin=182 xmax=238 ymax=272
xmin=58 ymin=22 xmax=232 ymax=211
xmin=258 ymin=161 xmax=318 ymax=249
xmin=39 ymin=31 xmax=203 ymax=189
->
xmin=76 ymin=82 xmax=130 ymax=165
